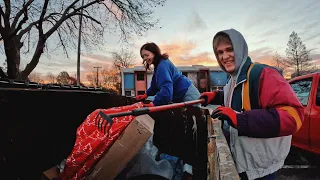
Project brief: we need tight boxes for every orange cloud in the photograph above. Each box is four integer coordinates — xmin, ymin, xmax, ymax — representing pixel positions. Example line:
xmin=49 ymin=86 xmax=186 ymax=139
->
xmin=250 ymin=55 xmax=273 ymax=65
xmin=157 ymin=40 xmax=218 ymax=66
xmin=248 ymin=47 xmax=273 ymax=65
xmin=311 ymin=54 xmax=320 ymax=65
xmin=77 ymin=54 xmax=115 ymax=84
xmin=81 ymin=54 xmax=113 ymax=71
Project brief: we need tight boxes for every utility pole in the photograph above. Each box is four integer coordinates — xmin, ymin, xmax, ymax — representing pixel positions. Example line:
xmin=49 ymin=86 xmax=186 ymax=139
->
xmin=94 ymin=66 xmax=102 ymax=86
xmin=76 ymin=0 xmax=85 ymax=86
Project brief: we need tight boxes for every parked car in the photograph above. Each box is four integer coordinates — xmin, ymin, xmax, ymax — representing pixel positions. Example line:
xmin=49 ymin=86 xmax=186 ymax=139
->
xmin=288 ymin=72 xmax=320 ymax=154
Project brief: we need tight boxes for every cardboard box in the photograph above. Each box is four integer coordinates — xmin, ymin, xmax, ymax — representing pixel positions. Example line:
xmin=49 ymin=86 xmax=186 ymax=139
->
xmin=41 ymin=166 xmax=60 ymax=180
xmin=87 ymin=114 xmax=155 ymax=180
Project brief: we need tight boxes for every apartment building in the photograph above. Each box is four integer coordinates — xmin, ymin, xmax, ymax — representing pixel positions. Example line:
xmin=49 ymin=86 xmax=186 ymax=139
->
xmin=121 ymin=65 xmax=228 ymax=97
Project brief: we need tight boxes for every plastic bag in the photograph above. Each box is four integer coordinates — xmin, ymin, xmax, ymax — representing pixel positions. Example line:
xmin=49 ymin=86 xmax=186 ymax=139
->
xmin=117 ymin=137 xmax=174 ymax=180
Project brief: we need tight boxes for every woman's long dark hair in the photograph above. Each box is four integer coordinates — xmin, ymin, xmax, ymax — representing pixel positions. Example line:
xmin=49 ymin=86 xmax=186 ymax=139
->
xmin=140 ymin=42 xmax=169 ymax=70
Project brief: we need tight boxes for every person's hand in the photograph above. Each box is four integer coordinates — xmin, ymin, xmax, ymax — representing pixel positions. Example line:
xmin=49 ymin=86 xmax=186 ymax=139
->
xmin=199 ymin=92 xmax=216 ymax=106
xmin=142 ymin=102 xmax=154 ymax=107
xmin=136 ymin=94 xmax=148 ymax=101
xmin=211 ymin=106 xmax=237 ymax=128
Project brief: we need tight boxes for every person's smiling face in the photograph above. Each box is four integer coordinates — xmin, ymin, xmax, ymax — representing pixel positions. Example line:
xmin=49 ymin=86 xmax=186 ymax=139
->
xmin=141 ymin=49 xmax=155 ymax=65
xmin=216 ymin=41 xmax=235 ymax=74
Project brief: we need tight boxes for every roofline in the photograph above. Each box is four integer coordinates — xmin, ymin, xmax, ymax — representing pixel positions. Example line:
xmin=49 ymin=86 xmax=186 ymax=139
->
xmin=121 ymin=65 xmax=223 ymax=73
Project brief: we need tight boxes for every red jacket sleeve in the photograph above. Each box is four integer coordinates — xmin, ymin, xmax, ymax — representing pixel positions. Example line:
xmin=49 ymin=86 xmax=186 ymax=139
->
xmin=236 ymin=67 xmax=304 ymax=138
xmin=259 ymin=67 xmax=304 ymax=136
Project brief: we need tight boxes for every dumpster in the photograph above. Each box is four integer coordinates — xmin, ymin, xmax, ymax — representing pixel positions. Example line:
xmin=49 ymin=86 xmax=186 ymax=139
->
xmin=0 ymin=79 xmax=239 ymax=180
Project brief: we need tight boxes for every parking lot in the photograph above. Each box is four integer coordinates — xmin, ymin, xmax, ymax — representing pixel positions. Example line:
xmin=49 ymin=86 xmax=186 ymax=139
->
xmin=276 ymin=146 xmax=320 ymax=179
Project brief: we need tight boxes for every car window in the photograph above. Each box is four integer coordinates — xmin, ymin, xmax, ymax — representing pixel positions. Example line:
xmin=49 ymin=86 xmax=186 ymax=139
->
xmin=290 ymin=78 xmax=313 ymax=106
xmin=316 ymin=79 xmax=320 ymax=106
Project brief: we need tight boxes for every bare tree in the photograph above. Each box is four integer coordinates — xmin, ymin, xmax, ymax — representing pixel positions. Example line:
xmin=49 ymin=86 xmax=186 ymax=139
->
xmin=111 ymin=48 xmax=135 ymax=93
xmin=68 ymin=76 xmax=81 ymax=85
xmin=271 ymin=52 xmax=287 ymax=69
xmin=101 ymin=68 xmax=119 ymax=90
xmin=86 ymin=72 xmax=98 ymax=87
xmin=45 ymin=72 xmax=56 ymax=84
xmin=56 ymin=71 xmax=70 ymax=84
xmin=285 ymin=31 xmax=313 ymax=76
xmin=112 ymin=48 xmax=135 ymax=71
xmin=28 ymin=72 xmax=44 ymax=83
xmin=86 ymin=66 xmax=119 ymax=90
xmin=0 ymin=0 xmax=166 ymax=80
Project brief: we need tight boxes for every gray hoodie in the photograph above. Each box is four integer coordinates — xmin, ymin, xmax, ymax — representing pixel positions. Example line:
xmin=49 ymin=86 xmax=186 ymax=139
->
xmin=212 ymin=29 xmax=291 ymax=180
xmin=213 ymin=29 xmax=249 ymax=107
xmin=213 ymin=28 xmax=248 ymax=77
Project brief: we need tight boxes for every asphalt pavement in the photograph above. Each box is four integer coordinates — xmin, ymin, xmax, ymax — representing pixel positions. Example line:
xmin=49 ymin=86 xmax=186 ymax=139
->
xmin=276 ymin=146 xmax=320 ymax=179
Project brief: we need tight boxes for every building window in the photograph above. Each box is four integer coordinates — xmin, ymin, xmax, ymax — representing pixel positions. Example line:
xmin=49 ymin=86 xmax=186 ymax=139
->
xmin=137 ymin=72 xmax=145 ymax=81
xmin=137 ymin=91 xmax=145 ymax=95
xmin=199 ymin=72 xmax=206 ymax=79
xmin=125 ymin=90 xmax=132 ymax=96
xmin=182 ymin=72 xmax=188 ymax=77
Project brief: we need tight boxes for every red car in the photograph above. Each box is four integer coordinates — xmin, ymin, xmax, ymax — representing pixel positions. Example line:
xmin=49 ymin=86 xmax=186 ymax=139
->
xmin=288 ymin=72 xmax=320 ymax=154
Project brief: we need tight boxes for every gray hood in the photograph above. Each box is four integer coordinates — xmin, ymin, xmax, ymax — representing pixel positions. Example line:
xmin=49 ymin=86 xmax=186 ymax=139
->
xmin=213 ymin=29 xmax=248 ymax=77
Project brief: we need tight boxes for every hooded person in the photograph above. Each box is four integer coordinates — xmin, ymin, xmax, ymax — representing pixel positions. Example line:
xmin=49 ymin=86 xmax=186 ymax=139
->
xmin=200 ymin=29 xmax=304 ymax=180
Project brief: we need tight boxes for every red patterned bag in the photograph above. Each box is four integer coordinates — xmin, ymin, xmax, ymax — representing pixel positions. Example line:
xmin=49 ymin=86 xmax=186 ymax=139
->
xmin=58 ymin=102 xmax=144 ymax=180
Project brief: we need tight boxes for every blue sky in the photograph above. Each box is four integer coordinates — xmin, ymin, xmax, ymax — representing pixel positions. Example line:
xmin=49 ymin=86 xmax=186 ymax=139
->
xmin=1 ymin=0 xmax=320 ymax=80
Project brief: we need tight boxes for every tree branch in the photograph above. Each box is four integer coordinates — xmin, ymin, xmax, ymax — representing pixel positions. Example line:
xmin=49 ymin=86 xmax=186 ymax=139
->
xmin=62 ymin=0 xmax=81 ymax=16
xmin=17 ymin=13 xmax=59 ymax=38
xmin=45 ymin=0 xmax=101 ymax=38
xmin=0 ymin=5 xmax=5 ymax=31
xmin=10 ymin=8 xmax=28 ymax=38
xmin=73 ymin=12 xmax=101 ymax=24
xmin=4 ymin=1 xmax=10 ymax=15
xmin=0 ymin=5 xmax=5 ymax=18
xmin=11 ymin=0 xmax=34 ymax=32
xmin=100 ymin=1 xmax=121 ymax=21
xmin=38 ymin=0 xmax=50 ymax=36
xmin=56 ymin=28 xmax=69 ymax=58
xmin=0 ymin=67 xmax=7 ymax=78
xmin=3 ymin=0 xmax=11 ymax=28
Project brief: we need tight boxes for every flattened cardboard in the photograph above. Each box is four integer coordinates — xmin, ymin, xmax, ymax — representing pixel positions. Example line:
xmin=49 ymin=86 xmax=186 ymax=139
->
xmin=87 ymin=114 xmax=154 ymax=180
xmin=41 ymin=166 xmax=59 ymax=180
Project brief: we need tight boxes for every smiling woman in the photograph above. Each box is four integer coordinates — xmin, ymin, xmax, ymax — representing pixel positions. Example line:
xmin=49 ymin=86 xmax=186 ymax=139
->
xmin=138 ymin=42 xmax=200 ymax=106
xmin=136 ymin=42 xmax=201 ymax=177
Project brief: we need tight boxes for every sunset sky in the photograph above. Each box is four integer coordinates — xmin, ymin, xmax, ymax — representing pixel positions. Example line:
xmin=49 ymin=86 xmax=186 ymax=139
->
xmin=1 ymin=0 xmax=320 ymax=81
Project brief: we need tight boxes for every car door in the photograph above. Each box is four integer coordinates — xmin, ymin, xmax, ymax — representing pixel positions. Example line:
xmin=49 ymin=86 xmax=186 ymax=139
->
xmin=310 ymin=75 xmax=320 ymax=154
xmin=289 ymin=77 xmax=313 ymax=151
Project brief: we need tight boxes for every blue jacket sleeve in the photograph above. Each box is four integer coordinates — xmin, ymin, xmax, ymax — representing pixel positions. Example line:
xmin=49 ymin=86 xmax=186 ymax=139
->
xmin=152 ymin=64 xmax=173 ymax=106
xmin=146 ymin=74 xmax=158 ymax=96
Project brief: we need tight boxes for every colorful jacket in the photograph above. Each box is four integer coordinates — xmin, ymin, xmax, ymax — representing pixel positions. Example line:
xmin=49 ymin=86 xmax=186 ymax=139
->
xmin=210 ymin=57 xmax=304 ymax=179
xmin=209 ymin=27 xmax=304 ymax=180
xmin=212 ymin=58 xmax=304 ymax=138
xmin=146 ymin=59 xmax=192 ymax=106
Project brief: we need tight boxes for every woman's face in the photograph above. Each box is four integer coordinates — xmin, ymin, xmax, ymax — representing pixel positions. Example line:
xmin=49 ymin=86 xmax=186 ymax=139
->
xmin=141 ymin=49 xmax=155 ymax=65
